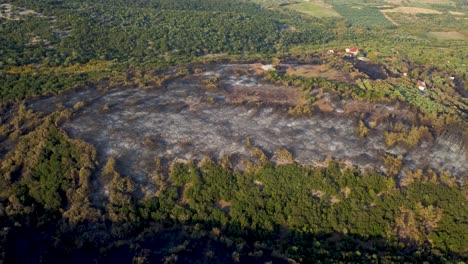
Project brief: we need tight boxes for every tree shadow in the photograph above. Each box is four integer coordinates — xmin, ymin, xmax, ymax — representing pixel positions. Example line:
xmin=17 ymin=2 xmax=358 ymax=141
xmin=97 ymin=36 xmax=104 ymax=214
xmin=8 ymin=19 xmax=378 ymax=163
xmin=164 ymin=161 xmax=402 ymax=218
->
xmin=3 ymin=218 xmax=464 ymax=264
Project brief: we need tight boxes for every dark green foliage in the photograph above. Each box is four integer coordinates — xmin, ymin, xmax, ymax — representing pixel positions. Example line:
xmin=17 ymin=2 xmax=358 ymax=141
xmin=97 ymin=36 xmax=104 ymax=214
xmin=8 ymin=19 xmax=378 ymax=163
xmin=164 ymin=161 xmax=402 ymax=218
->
xmin=0 ymin=114 xmax=98 ymax=225
xmin=0 ymin=0 xmax=331 ymax=68
xmin=0 ymin=72 xmax=89 ymax=105
xmin=3 ymin=158 xmax=466 ymax=263
xmin=26 ymin=127 xmax=78 ymax=210
xmin=0 ymin=0 xmax=338 ymax=103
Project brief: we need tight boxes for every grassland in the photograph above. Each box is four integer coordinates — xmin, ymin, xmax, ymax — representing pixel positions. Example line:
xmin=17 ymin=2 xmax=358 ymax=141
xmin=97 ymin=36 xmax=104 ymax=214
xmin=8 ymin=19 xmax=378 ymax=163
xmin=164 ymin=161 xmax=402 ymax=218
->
xmin=283 ymin=2 xmax=340 ymax=17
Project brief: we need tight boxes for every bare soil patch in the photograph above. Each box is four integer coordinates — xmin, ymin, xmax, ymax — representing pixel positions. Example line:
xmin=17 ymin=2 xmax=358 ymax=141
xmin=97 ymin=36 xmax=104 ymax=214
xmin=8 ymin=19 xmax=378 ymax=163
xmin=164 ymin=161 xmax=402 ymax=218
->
xmin=201 ymin=53 xmax=228 ymax=58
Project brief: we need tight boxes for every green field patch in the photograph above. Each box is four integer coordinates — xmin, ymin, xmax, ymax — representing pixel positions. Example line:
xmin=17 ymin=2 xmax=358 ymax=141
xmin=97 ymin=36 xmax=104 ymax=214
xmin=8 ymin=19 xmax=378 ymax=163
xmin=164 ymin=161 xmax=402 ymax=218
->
xmin=393 ymin=84 xmax=447 ymax=113
xmin=284 ymin=2 xmax=340 ymax=17
xmin=332 ymin=4 xmax=395 ymax=28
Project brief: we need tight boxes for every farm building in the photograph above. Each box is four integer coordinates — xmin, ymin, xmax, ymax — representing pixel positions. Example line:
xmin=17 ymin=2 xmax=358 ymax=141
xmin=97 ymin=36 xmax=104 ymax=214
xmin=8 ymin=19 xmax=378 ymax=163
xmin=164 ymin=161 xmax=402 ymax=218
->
xmin=417 ymin=80 xmax=427 ymax=91
xmin=345 ymin=47 xmax=359 ymax=56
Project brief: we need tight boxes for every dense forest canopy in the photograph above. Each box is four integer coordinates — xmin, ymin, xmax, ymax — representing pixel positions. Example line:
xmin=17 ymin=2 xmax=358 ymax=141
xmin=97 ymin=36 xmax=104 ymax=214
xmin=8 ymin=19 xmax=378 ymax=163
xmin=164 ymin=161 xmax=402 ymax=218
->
xmin=1 ymin=0 xmax=466 ymax=103
xmin=1 ymin=0 xmax=330 ymax=67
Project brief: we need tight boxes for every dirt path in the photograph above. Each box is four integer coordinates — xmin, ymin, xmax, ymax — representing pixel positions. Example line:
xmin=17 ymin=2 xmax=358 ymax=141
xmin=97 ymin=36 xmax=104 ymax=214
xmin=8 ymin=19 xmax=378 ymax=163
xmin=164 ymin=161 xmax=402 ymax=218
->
xmin=381 ymin=11 xmax=399 ymax=26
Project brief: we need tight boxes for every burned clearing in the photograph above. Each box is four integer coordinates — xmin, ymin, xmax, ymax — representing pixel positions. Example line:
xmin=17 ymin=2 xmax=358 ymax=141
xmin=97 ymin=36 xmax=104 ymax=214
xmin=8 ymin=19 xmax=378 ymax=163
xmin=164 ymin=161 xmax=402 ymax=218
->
xmin=28 ymin=64 xmax=467 ymax=195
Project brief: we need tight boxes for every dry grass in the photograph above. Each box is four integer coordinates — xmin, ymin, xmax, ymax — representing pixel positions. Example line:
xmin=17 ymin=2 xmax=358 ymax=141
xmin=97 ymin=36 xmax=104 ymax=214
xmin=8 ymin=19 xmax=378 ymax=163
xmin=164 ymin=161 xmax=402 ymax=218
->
xmin=382 ymin=7 xmax=442 ymax=14
xmin=201 ymin=53 xmax=228 ymax=58
xmin=394 ymin=206 xmax=422 ymax=242
xmin=428 ymin=31 xmax=467 ymax=40
xmin=329 ymin=195 xmax=340 ymax=205
xmin=341 ymin=187 xmax=351 ymax=199
xmin=286 ymin=65 xmax=352 ymax=83
xmin=310 ymin=189 xmax=326 ymax=198
xmin=179 ymin=182 xmax=193 ymax=205
xmin=313 ymin=98 xmax=334 ymax=112
xmin=217 ymin=199 xmax=232 ymax=210
xmin=274 ymin=148 xmax=294 ymax=164
xmin=449 ymin=11 xmax=465 ymax=16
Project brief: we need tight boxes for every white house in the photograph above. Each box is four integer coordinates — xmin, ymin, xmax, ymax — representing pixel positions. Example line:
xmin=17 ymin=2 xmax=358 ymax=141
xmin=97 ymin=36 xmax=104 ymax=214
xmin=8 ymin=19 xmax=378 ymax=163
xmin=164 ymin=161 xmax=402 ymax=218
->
xmin=417 ymin=80 xmax=427 ymax=91
xmin=345 ymin=47 xmax=359 ymax=56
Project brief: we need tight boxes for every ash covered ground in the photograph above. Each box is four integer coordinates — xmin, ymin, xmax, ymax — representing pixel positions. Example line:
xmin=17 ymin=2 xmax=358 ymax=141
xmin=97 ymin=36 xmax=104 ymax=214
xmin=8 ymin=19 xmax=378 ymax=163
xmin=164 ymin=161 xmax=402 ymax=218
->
xmin=29 ymin=64 xmax=467 ymax=191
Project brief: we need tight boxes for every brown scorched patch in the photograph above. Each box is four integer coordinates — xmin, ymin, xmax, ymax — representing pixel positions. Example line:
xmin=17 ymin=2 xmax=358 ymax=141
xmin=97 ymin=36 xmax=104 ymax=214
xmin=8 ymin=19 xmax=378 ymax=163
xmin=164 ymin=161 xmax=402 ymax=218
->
xmin=225 ymin=86 xmax=306 ymax=106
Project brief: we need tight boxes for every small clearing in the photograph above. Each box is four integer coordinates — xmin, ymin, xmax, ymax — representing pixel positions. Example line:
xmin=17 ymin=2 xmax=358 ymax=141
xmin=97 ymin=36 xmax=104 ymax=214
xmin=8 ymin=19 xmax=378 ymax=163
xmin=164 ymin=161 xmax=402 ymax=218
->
xmin=382 ymin=7 xmax=442 ymax=14
xmin=428 ymin=31 xmax=467 ymax=40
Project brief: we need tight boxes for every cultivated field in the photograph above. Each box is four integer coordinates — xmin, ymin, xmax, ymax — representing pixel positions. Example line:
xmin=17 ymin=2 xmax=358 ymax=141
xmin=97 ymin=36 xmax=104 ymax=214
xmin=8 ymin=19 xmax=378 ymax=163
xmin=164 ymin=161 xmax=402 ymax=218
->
xmin=283 ymin=2 xmax=340 ymax=17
